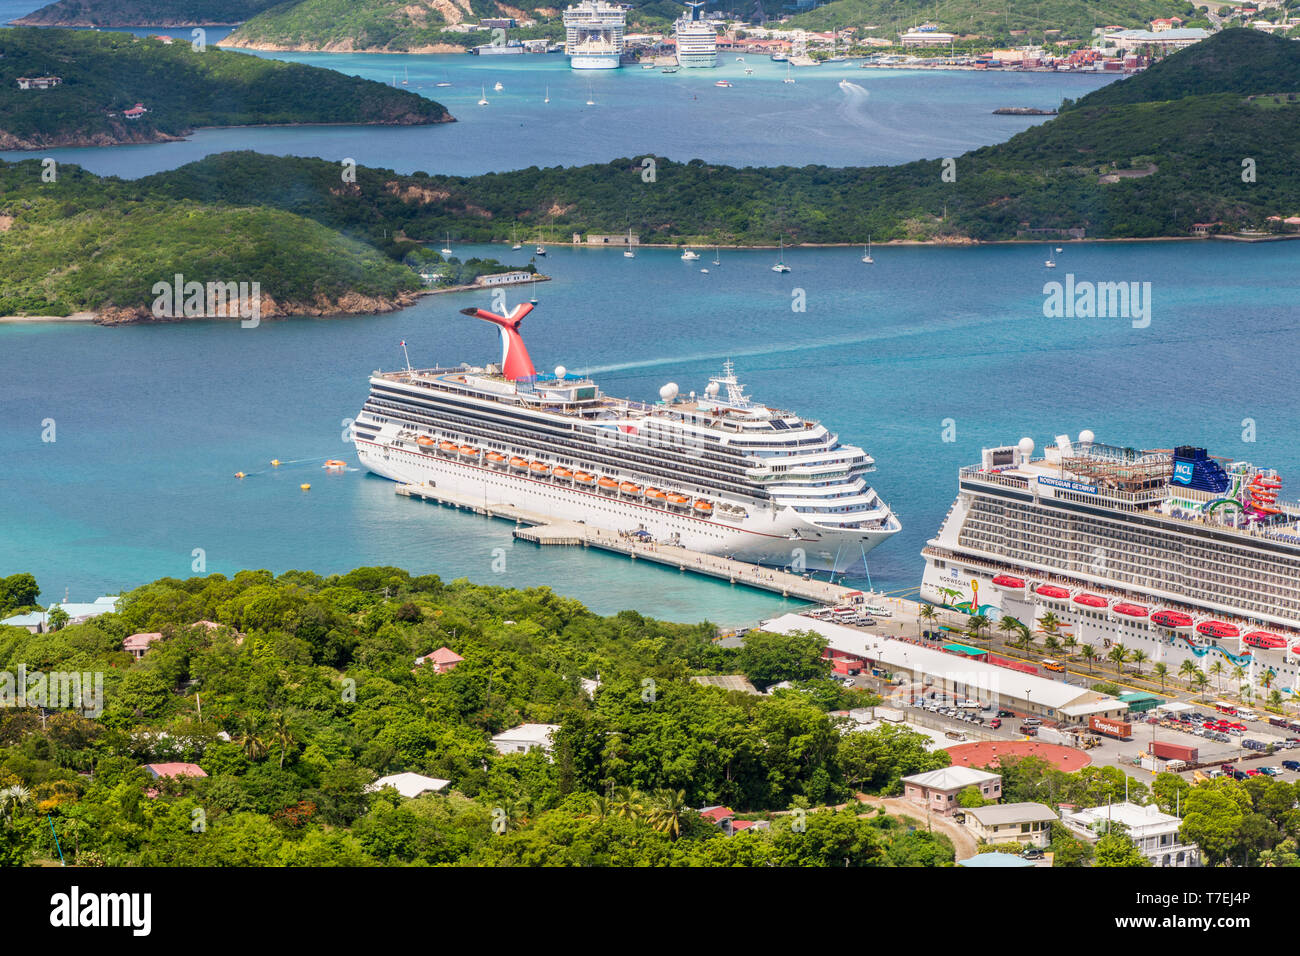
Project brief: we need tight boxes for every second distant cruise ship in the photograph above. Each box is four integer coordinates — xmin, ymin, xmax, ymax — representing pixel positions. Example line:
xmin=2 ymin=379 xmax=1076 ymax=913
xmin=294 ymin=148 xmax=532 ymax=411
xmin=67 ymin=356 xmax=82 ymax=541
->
xmin=351 ymin=302 xmax=900 ymax=572
xmin=674 ymin=2 xmax=718 ymax=68
xmin=563 ymin=0 xmax=626 ymax=70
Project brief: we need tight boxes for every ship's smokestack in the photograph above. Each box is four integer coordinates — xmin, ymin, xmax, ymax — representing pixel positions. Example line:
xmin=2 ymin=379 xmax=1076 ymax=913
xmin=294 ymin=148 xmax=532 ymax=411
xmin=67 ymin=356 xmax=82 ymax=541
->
xmin=461 ymin=303 xmax=537 ymax=382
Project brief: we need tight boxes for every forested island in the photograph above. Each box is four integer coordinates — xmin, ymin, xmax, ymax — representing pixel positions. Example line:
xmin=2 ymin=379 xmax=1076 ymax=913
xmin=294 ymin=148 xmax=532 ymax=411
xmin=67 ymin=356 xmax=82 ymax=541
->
xmin=0 ymin=28 xmax=451 ymax=150
xmin=12 ymin=0 xmax=283 ymax=26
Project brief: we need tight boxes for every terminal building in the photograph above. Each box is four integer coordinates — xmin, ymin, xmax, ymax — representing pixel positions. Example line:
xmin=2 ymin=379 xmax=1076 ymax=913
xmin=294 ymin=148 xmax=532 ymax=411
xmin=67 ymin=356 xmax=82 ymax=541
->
xmin=761 ymin=613 xmax=1128 ymax=723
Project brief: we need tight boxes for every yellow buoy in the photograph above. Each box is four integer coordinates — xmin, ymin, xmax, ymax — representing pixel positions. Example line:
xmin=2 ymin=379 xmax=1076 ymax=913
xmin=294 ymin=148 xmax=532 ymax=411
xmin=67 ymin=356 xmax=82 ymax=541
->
xmin=235 ymin=472 xmax=246 ymax=479
xmin=271 ymin=459 xmax=280 ymax=467
xmin=300 ymin=483 xmax=311 ymax=491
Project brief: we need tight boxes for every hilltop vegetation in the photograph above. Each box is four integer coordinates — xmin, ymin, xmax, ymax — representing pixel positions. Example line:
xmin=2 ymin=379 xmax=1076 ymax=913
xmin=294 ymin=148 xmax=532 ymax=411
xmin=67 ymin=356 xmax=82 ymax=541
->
xmin=787 ymin=0 xmax=1198 ymax=44
xmin=0 ymin=27 xmax=450 ymax=149
xmin=0 ymin=567 xmax=963 ymax=867
xmin=12 ymin=0 xmax=284 ymax=26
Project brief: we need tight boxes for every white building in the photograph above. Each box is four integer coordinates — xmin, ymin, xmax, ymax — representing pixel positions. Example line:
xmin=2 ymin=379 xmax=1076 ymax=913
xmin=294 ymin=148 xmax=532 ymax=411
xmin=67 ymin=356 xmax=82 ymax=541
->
xmin=963 ymin=803 xmax=1057 ymax=847
xmin=365 ymin=772 xmax=451 ymax=798
xmin=475 ymin=272 xmax=534 ymax=287
xmin=491 ymin=722 xmax=560 ymax=756
xmin=1063 ymin=802 xmax=1201 ymax=867
xmin=1102 ymin=28 xmax=1209 ymax=52
xmin=902 ymin=766 xmax=1002 ymax=816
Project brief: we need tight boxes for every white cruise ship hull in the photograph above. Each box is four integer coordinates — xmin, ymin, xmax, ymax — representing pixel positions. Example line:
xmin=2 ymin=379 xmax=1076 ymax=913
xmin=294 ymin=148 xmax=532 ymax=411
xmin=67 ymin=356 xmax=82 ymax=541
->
xmin=677 ymin=53 xmax=718 ymax=68
xmin=357 ymin=438 xmax=891 ymax=573
xmin=570 ymin=54 xmax=620 ymax=69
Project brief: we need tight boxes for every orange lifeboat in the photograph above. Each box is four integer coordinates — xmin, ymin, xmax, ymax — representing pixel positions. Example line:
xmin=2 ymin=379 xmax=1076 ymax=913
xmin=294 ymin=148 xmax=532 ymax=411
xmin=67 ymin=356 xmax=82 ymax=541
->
xmin=597 ymin=476 xmax=619 ymax=491
xmin=323 ymin=460 xmax=347 ymax=469
xmin=438 ymin=440 xmax=457 ymax=452
xmin=486 ymin=451 xmax=506 ymax=463
xmin=530 ymin=461 xmax=551 ymax=475
xmin=693 ymin=499 xmax=713 ymax=513
xmin=553 ymin=467 xmax=573 ymax=480
xmin=620 ymin=481 xmax=641 ymax=496
xmin=645 ymin=487 xmax=667 ymax=501
xmin=574 ymin=472 xmax=595 ymax=484
xmin=417 ymin=436 xmax=436 ymax=447
xmin=459 ymin=445 xmax=478 ymax=457
xmin=666 ymin=493 xmax=690 ymax=506
xmin=509 ymin=456 xmax=529 ymax=470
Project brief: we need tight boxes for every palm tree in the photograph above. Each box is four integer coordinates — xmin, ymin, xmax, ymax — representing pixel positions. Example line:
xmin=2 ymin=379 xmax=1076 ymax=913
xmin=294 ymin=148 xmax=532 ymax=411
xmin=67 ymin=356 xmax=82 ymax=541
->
xmin=1037 ymin=611 xmax=1062 ymax=643
xmin=0 ymin=784 xmax=31 ymax=825
xmin=1062 ymin=632 xmax=1078 ymax=658
xmin=1014 ymin=622 xmax=1035 ymax=651
xmin=966 ymin=613 xmax=990 ymax=642
xmin=1080 ymin=644 xmax=1098 ymax=673
xmin=1107 ymin=645 xmax=1129 ymax=673
xmin=1261 ymin=670 xmax=1276 ymax=693
xmin=648 ymin=789 xmax=686 ymax=839
xmin=1179 ymin=659 xmax=1199 ymax=685
xmin=1153 ymin=662 xmax=1168 ymax=692
xmin=589 ymin=794 xmax=611 ymax=820
xmin=1269 ymin=689 xmax=1285 ymax=713
xmin=1129 ymin=648 xmax=1148 ymax=677
xmin=609 ymin=785 xmax=642 ymax=822
xmin=234 ymin=716 xmax=267 ymax=761
xmin=1043 ymin=633 xmax=1062 ymax=654
xmin=1209 ymin=660 xmax=1224 ymax=695
xmin=1192 ymin=670 xmax=1210 ymax=701
xmin=918 ymin=603 xmax=937 ymax=637
xmin=1232 ymin=665 xmax=1246 ymax=688
xmin=271 ymin=711 xmax=295 ymax=769
xmin=997 ymin=615 xmax=1020 ymax=646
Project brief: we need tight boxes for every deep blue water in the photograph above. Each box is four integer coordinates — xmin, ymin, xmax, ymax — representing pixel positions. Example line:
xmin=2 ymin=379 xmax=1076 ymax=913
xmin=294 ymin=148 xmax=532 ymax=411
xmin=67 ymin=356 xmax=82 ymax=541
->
xmin=3 ymin=240 xmax=1299 ymax=623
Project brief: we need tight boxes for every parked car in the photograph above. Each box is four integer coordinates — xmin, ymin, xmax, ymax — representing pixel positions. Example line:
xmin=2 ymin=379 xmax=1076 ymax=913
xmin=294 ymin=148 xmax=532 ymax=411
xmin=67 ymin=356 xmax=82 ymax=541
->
xmin=1246 ymin=768 xmax=1263 ymax=776
xmin=997 ymin=710 xmax=1015 ymax=718
xmin=1257 ymin=766 xmax=1281 ymax=776
xmin=1280 ymin=760 xmax=1300 ymax=772
xmin=1231 ymin=770 xmax=1249 ymax=781
xmin=1221 ymin=763 xmax=1236 ymax=774
xmin=990 ymin=718 xmax=1002 ymax=729
xmin=1022 ymin=717 xmax=1041 ymax=726
xmin=1019 ymin=725 xmax=1038 ymax=736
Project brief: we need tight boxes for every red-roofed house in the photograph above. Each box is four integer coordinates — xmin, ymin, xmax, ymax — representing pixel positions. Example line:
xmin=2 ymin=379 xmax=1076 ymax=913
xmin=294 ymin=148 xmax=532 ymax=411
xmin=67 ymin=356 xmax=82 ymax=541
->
xmin=123 ymin=103 xmax=148 ymax=119
xmin=143 ymin=762 xmax=207 ymax=780
xmin=415 ymin=646 xmax=463 ymax=674
xmin=123 ymin=632 xmax=164 ymax=659
xmin=731 ymin=819 xmax=770 ymax=833
xmin=699 ymin=805 xmax=735 ymax=835
xmin=1150 ymin=17 xmax=1183 ymax=31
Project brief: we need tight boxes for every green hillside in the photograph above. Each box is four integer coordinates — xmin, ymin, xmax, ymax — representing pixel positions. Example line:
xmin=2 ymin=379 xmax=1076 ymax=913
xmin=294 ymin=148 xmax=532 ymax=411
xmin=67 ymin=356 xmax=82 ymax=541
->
xmin=12 ymin=0 xmax=284 ymax=26
xmin=0 ymin=27 xmax=450 ymax=149
xmin=787 ymin=0 xmax=1198 ymax=43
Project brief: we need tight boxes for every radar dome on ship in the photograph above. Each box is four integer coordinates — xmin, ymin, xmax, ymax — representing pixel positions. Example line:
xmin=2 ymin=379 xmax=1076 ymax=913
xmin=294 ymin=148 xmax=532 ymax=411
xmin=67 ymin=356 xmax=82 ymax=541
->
xmin=659 ymin=383 xmax=679 ymax=402
xmin=705 ymin=381 xmax=720 ymax=398
xmin=554 ymin=365 xmax=566 ymax=379
xmin=1018 ymin=437 xmax=1035 ymax=456
xmin=1079 ymin=429 xmax=1095 ymax=445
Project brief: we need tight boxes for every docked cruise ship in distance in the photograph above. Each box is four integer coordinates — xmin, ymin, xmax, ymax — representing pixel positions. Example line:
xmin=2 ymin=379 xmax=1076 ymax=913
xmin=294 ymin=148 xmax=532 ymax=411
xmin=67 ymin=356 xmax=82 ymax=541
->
xmin=674 ymin=2 xmax=718 ymax=68
xmin=563 ymin=0 xmax=626 ymax=70
xmin=922 ymin=431 xmax=1300 ymax=691
xmin=351 ymin=302 xmax=900 ymax=572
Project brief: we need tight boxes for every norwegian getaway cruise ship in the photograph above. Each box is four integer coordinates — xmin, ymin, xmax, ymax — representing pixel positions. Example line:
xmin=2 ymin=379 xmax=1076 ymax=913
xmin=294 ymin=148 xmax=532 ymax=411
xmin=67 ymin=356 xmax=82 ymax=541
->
xmin=674 ymin=2 xmax=718 ymax=68
xmin=351 ymin=303 xmax=899 ymax=571
xmin=922 ymin=432 xmax=1300 ymax=690
xmin=563 ymin=0 xmax=626 ymax=70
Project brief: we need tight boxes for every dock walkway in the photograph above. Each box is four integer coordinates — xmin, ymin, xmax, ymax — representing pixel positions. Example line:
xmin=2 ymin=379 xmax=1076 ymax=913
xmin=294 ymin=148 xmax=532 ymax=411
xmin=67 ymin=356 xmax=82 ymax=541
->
xmin=395 ymin=481 xmax=856 ymax=604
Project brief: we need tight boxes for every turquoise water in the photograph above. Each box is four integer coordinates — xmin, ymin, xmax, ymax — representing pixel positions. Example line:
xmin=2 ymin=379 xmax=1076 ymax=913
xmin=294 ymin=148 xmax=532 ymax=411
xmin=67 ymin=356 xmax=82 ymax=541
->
xmin=3 ymin=240 xmax=1299 ymax=622
xmin=0 ymin=39 xmax=1115 ymax=177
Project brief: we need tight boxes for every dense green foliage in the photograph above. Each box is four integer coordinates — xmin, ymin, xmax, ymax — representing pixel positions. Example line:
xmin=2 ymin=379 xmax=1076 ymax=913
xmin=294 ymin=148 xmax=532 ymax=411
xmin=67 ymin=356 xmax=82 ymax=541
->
xmin=0 ymin=575 xmax=41 ymax=618
xmin=1180 ymin=774 xmax=1300 ymax=866
xmin=0 ymin=28 xmax=448 ymax=148
xmin=0 ymin=567 xmax=957 ymax=866
xmin=788 ymin=0 xmax=1197 ymax=42
xmin=14 ymin=0 xmax=285 ymax=25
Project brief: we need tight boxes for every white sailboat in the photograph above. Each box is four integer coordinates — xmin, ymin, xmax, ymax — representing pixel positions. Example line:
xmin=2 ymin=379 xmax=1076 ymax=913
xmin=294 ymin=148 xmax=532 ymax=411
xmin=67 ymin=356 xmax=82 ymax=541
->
xmin=783 ymin=62 xmax=795 ymax=84
xmin=712 ymin=246 xmax=720 ymax=266
xmin=493 ymin=81 xmax=504 ymax=92
xmin=511 ymin=226 xmax=522 ymax=251
xmin=1044 ymin=246 xmax=1056 ymax=268
xmin=441 ymin=234 xmax=453 ymax=256
xmin=624 ymin=226 xmax=635 ymax=258
xmin=535 ymin=229 xmax=547 ymax=256
xmin=436 ymin=75 xmax=452 ymax=87
xmin=478 ymin=85 xmax=489 ymax=106
xmin=861 ymin=236 xmax=873 ymax=264
xmin=681 ymin=248 xmax=700 ymax=261
xmin=586 ymin=83 xmax=595 ymax=106
xmin=544 ymin=86 xmax=550 ymax=103
xmin=771 ymin=239 xmax=791 ymax=273
xmin=401 ymin=66 xmax=409 ymax=85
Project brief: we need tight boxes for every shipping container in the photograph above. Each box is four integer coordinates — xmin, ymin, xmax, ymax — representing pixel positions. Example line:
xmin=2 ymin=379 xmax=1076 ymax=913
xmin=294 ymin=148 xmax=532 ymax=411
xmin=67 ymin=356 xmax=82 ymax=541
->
xmin=1151 ymin=741 xmax=1198 ymax=763
xmin=1090 ymin=716 xmax=1133 ymax=739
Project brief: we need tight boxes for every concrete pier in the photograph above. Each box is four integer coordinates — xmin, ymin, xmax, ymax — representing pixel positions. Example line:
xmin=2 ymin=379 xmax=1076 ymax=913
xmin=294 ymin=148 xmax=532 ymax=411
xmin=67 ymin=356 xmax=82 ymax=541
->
xmin=395 ymin=481 xmax=861 ymax=605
